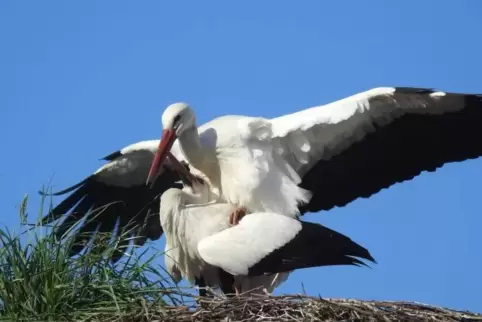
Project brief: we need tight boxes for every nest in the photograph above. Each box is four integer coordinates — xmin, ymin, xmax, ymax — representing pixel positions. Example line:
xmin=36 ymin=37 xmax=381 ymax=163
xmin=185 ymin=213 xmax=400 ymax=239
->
xmin=147 ymin=294 xmax=482 ymax=322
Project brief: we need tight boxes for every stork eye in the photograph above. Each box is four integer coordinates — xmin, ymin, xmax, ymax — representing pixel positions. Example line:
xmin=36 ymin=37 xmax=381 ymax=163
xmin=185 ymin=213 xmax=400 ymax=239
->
xmin=173 ymin=115 xmax=182 ymax=128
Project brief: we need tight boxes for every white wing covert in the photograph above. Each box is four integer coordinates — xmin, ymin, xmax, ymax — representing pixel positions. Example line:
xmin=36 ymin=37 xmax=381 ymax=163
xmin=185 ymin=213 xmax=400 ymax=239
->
xmin=197 ymin=213 xmax=301 ymax=276
xmin=268 ymin=87 xmax=482 ymax=213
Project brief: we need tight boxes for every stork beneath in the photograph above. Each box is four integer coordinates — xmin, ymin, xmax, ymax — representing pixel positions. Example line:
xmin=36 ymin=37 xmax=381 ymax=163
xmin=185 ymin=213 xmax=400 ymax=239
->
xmin=160 ymin=176 xmax=375 ymax=296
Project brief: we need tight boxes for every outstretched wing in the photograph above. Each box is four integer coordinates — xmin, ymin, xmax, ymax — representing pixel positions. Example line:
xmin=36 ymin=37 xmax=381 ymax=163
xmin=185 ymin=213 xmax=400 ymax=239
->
xmin=41 ymin=140 xmax=182 ymax=262
xmin=269 ymin=87 xmax=482 ymax=213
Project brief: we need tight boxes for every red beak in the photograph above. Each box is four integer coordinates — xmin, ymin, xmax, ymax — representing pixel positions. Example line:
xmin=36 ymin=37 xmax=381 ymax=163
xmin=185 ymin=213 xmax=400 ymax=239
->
xmin=146 ymin=129 xmax=177 ymax=186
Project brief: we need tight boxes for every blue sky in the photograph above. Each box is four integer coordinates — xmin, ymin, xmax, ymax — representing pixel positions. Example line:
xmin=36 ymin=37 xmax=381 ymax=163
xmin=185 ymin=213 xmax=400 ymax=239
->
xmin=2 ymin=0 xmax=482 ymax=313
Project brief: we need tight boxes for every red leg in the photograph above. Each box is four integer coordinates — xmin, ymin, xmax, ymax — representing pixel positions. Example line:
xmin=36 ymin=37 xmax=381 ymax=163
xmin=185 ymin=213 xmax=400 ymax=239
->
xmin=235 ymin=285 xmax=241 ymax=296
xmin=229 ymin=207 xmax=247 ymax=226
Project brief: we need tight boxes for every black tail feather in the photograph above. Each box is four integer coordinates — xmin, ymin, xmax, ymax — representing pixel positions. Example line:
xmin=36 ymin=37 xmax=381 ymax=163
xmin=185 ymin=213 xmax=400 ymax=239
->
xmin=247 ymin=221 xmax=376 ymax=276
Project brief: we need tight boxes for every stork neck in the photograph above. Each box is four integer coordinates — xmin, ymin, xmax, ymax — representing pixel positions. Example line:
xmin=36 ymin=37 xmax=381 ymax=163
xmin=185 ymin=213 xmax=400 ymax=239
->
xmin=161 ymin=189 xmax=205 ymax=243
xmin=159 ymin=189 xmax=187 ymax=235
xmin=159 ymin=204 xmax=180 ymax=236
xmin=178 ymin=127 xmax=206 ymax=169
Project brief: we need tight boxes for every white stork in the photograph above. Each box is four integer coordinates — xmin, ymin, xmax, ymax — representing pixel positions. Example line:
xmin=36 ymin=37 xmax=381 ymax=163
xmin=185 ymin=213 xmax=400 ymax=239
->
xmin=160 ymin=177 xmax=375 ymax=296
xmin=41 ymin=86 xmax=482 ymax=262
xmin=147 ymin=86 xmax=482 ymax=223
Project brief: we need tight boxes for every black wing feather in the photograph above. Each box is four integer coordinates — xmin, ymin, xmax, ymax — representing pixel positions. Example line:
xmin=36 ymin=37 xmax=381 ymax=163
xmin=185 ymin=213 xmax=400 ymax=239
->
xmin=300 ymin=90 xmax=482 ymax=214
xmin=101 ymin=150 xmax=123 ymax=161
xmin=247 ymin=221 xmax=375 ymax=276
xmin=40 ymin=159 xmax=182 ymax=262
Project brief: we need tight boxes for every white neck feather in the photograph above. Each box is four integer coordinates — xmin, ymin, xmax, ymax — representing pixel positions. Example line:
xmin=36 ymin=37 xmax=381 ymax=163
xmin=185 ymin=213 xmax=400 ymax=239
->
xmin=160 ymin=187 xmax=212 ymax=240
xmin=178 ymin=127 xmax=206 ymax=169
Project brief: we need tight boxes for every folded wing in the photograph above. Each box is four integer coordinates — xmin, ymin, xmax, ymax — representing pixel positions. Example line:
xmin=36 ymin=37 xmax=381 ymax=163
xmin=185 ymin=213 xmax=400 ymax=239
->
xmin=197 ymin=212 xmax=375 ymax=276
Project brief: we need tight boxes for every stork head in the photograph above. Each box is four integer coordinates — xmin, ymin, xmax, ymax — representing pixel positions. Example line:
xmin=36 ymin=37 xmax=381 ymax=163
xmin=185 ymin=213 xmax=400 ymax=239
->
xmin=146 ymin=102 xmax=196 ymax=186
xmin=161 ymin=102 xmax=196 ymax=137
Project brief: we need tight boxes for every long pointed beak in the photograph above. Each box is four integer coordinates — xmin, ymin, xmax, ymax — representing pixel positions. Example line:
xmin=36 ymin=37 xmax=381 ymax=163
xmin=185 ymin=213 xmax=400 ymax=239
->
xmin=166 ymin=152 xmax=204 ymax=188
xmin=146 ymin=129 xmax=177 ymax=186
xmin=174 ymin=162 xmax=193 ymax=188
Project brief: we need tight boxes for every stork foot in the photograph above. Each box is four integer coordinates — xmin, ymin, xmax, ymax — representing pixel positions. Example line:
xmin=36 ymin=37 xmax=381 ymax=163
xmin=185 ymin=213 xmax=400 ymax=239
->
xmin=229 ymin=207 xmax=247 ymax=226
xmin=235 ymin=285 xmax=241 ymax=296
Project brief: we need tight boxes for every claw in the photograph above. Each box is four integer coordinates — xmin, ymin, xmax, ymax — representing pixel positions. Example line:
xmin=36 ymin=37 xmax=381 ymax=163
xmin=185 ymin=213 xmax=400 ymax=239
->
xmin=229 ymin=207 xmax=247 ymax=226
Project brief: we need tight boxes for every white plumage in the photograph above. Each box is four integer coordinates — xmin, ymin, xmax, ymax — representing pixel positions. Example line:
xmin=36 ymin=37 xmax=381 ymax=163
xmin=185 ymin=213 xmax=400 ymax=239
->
xmin=197 ymin=213 xmax=301 ymax=277
xmin=159 ymin=180 xmax=374 ymax=296
xmin=147 ymin=87 xmax=482 ymax=220
xmin=42 ymin=86 xmax=482 ymax=263
xmin=159 ymin=182 xmax=288 ymax=295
